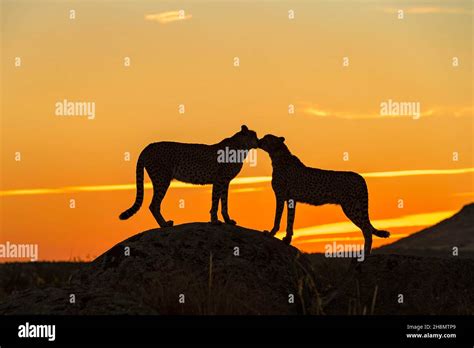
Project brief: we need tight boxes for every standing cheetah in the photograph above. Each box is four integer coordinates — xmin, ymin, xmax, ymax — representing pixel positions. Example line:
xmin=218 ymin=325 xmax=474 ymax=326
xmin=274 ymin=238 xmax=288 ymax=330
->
xmin=258 ymin=134 xmax=390 ymax=255
xmin=120 ymin=125 xmax=258 ymax=227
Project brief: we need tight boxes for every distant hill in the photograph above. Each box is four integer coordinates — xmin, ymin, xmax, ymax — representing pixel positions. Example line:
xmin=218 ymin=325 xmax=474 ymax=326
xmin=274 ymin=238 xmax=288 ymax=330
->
xmin=375 ymin=203 xmax=474 ymax=258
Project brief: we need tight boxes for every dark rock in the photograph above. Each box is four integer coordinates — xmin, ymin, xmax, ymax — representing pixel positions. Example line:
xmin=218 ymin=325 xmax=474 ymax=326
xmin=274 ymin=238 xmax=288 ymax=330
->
xmin=0 ymin=223 xmax=322 ymax=315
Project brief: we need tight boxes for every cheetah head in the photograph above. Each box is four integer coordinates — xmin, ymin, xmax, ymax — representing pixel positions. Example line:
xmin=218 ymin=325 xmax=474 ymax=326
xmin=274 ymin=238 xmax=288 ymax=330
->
xmin=258 ymin=134 xmax=286 ymax=154
xmin=235 ymin=125 xmax=259 ymax=149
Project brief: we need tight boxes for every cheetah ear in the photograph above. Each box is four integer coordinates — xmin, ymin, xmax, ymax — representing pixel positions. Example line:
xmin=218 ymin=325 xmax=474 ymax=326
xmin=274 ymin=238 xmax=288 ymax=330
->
xmin=241 ymin=125 xmax=249 ymax=132
xmin=279 ymin=137 xmax=285 ymax=142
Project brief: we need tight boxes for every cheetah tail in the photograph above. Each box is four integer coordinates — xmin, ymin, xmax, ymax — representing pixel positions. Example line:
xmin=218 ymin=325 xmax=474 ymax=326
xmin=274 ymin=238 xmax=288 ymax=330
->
xmin=372 ymin=229 xmax=390 ymax=238
xmin=119 ymin=156 xmax=145 ymax=220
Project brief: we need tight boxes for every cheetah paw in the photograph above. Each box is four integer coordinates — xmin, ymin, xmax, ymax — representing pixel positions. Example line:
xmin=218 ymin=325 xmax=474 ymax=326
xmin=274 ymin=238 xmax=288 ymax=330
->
xmin=225 ymin=219 xmax=237 ymax=225
xmin=282 ymin=236 xmax=292 ymax=244
xmin=263 ymin=230 xmax=277 ymax=237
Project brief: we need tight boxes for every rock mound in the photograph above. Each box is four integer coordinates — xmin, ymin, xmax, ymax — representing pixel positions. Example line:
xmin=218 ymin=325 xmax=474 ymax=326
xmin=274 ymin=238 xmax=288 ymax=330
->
xmin=0 ymin=223 xmax=321 ymax=315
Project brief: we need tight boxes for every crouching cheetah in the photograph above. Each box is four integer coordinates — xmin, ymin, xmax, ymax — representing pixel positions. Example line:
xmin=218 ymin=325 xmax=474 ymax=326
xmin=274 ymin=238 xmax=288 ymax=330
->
xmin=258 ymin=134 xmax=390 ymax=255
xmin=120 ymin=125 xmax=258 ymax=227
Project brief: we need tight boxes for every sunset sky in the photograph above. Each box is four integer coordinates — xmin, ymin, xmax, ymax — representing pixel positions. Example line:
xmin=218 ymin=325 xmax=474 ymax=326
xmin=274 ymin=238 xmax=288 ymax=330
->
xmin=1 ymin=0 xmax=472 ymax=261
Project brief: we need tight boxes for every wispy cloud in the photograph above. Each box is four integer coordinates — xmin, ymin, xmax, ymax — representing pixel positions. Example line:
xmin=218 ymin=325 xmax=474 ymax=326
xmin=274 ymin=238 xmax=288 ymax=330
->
xmin=145 ymin=11 xmax=192 ymax=24
xmin=302 ymin=104 xmax=472 ymax=120
xmin=281 ymin=210 xmax=456 ymax=242
xmin=381 ymin=6 xmax=472 ymax=15
xmin=303 ymin=105 xmax=378 ymax=119
xmin=0 ymin=176 xmax=271 ymax=197
xmin=363 ymin=167 xmax=474 ymax=178
xmin=1 ymin=168 xmax=472 ymax=197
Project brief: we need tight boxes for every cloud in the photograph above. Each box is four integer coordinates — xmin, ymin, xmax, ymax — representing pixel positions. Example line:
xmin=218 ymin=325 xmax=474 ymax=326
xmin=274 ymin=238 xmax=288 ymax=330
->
xmin=1 ymin=168 xmax=473 ymax=197
xmin=362 ymin=167 xmax=474 ymax=178
xmin=280 ymin=210 xmax=456 ymax=242
xmin=0 ymin=176 xmax=272 ymax=197
xmin=302 ymin=103 xmax=472 ymax=120
xmin=145 ymin=11 xmax=192 ymax=24
xmin=303 ymin=107 xmax=332 ymax=118
xmin=303 ymin=106 xmax=378 ymax=119
xmin=382 ymin=6 xmax=472 ymax=15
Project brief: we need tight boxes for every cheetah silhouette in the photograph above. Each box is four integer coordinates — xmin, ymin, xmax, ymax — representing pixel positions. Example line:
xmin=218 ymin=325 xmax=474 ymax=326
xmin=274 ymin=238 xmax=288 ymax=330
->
xmin=120 ymin=125 xmax=258 ymax=227
xmin=258 ymin=134 xmax=390 ymax=255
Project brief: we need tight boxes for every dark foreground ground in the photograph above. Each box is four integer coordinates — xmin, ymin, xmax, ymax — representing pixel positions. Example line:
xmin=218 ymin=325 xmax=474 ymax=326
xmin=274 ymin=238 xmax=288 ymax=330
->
xmin=1 ymin=222 xmax=473 ymax=315
xmin=307 ymin=253 xmax=474 ymax=315
xmin=1 ymin=253 xmax=472 ymax=315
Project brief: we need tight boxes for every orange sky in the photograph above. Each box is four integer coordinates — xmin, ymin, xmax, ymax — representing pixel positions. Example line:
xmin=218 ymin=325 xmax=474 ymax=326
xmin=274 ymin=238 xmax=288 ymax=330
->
xmin=1 ymin=0 xmax=473 ymax=261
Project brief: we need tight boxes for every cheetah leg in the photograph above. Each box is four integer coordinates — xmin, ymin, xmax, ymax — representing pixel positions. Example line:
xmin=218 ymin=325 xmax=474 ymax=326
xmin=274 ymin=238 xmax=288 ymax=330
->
xmin=149 ymin=179 xmax=173 ymax=228
xmin=341 ymin=202 xmax=372 ymax=258
xmin=264 ymin=196 xmax=284 ymax=237
xmin=210 ymin=182 xmax=224 ymax=224
xmin=282 ymin=200 xmax=296 ymax=244
xmin=220 ymin=182 xmax=236 ymax=225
